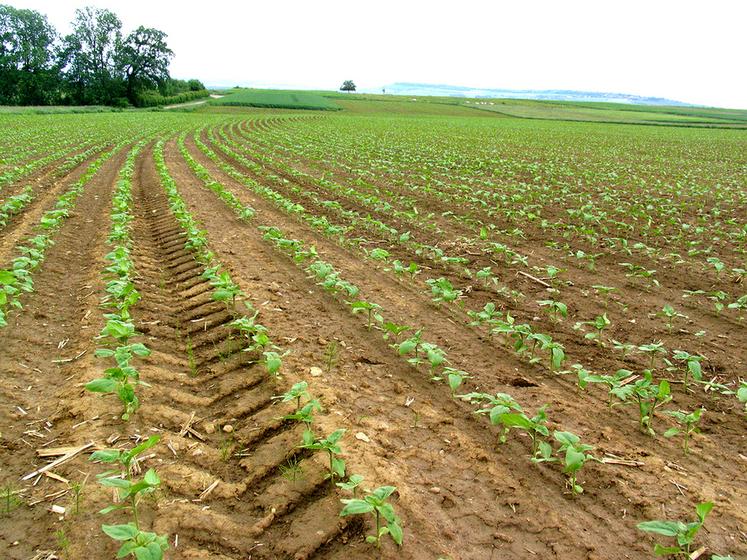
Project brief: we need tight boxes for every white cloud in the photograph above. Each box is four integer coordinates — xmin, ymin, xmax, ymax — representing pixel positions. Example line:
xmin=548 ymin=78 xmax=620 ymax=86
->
xmin=10 ymin=0 xmax=747 ymax=108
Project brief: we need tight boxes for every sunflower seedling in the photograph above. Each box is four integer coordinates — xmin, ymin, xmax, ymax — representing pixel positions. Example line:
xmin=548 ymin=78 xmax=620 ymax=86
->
xmin=300 ymin=428 xmax=346 ymax=483
xmin=672 ymin=350 xmax=703 ymax=392
xmin=467 ymin=302 xmax=502 ymax=327
xmin=283 ymin=399 xmax=322 ymax=435
xmin=637 ymin=501 xmax=713 ymax=557
xmin=426 ymin=277 xmax=462 ymax=305
xmin=348 ymin=300 xmax=383 ymax=330
xmin=497 ymin=405 xmax=550 ymax=454
xmin=574 ymin=313 xmax=610 ymax=345
xmin=273 ymin=381 xmax=313 ymax=412
xmin=659 ymin=304 xmax=687 ymax=332
xmin=475 ymin=266 xmax=496 ymax=288
xmin=101 ymin=524 xmax=169 ymax=560
xmin=615 ymin=370 xmax=671 ymax=435
xmin=592 ymin=284 xmax=617 ymax=306
xmin=381 ymin=321 xmax=410 ymax=341
xmin=638 ymin=341 xmax=668 ymax=371
xmin=664 ymin=408 xmax=705 ymax=454
xmin=337 ymin=473 xmax=364 ymax=497
xmin=432 ymin=366 xmax=471 ymax=397
xmin=553 ymin=431 xmax=598 ymax=495
xmin=538 ymin=299 xmax=567 ymax=322
xmin=340 ymin=485 xmax=403 ymax=548
xmin=610 ymin=339 xmax=635 ymax=359
xmin=90 ymin=435 xmax=161 ymax=529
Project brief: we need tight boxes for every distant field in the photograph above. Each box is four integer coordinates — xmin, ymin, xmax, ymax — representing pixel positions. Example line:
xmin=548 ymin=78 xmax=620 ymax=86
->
xmin=315 ymin=90 xmax=747 ymax=127
xmin=466 ymin=99 xmax=747 ymax=127
xmin=211 ymin=89 xmax=340 ymax=110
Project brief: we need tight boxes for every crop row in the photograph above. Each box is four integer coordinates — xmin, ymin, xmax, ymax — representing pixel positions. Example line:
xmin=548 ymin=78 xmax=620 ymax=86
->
xmin=0 ymin=143 xmax=126 ymax=327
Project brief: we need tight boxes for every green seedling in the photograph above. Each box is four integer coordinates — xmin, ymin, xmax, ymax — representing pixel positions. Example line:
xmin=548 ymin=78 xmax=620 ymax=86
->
xmin=425 ymin=277 xmax=463 ymax=304
xmin=672 ymin=350 xmax=703 ymax=392
xmin=274 ymin=381 xmax=313 ymax=412
xmin=664 ymin=408 xmax=704 ymax=454
xmin=419 ymin=342 xmax=447 ymax=372
xmin=283 ymin=399 xmax=322 ymax=431
xmin=475 ymin=266 xmax=496 ymax=288
xmin=300 ymin=428 xmax=346 ymax=483
xmin=340 ymin=485 xmax=403 ymax=548
xmin=90 ymin=435 xmax=161 ymax=529
xmin=431 ymin=366 xmax=471 ymax=397
xmin=528 ymin=333 xmax=566 ymax=371
xmin=86 ymin=340 xmax=151 ymax=421
xmin=496 ymin=405 xmax=550 ymax=454
xmin=707 ymin=291 xmax=728 ymax=314
xmin=348 ymin=300 xmax=383 ymax=330
xmin=574 ymin=313 xmax=610 ymax=345
xmin=263 ymin=350 xmax=285 ymax=376
xmin=659 ymin=304 xmax=687 ymax=332
xmin=610 ymin=339 xmax=635 ymax=359
xmin=367 ymin=247 xmax=390 ymax=261
xmin=638 ymin=341 xmax=668 ymax=371
xmin=467 ymin=302 xmax=502 ymax=327
xmin=209 ymin=271 xmax=243 ymax=307
xmin=637 ymin=501 xmax=713 ymax=557
xmin=553 ymin=431 xmax=598 ymax=495
xmin=592 ymin=285 xmax=617 ymax=306
xmin=538 ymin=299 xmax=567 ymax=322
xmin=571 ymin=364 xmax=593 ymax=390
xmin=545 ymin=265 xmax=565 ymax=286
xmin=614 ymin=370 xmax=671 ymax=435
xmin=337 ymin=473 xmax=364 ymax=496
xmin=573 ymin=250 xmax=602 ymax=271
xmin=230 ymin=312 xmax=270 ymax=353
xmin=580 ymin=368 xmax=634 ymax=405
xmin=397 ymin=329 xmax=423 ymax=360
xmin=619 ymin=262 xmax=659 ymax=288
xmin=381 ymin=321 xmax=411 ymax=341
xmin=101 ymin=523 xmax=169 ymax=560
xmin=392 ymin=260 xmax=420 ymax=280
xmin=706 ymin=257 xmax=725 ymax=277
xmin=460 ymin=392 xmax=522 ymax=441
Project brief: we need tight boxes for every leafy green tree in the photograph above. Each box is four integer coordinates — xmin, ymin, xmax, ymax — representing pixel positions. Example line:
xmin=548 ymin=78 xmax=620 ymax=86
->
xmin=116 ymin=26 xmax=173 ymax=104
xmin=340 ymin=80 xmax=356 ymax=92
xmin=59 ymin=6 xmax=123 ymax=104
xmin=0 ymin=5 xmax=59 ymax=104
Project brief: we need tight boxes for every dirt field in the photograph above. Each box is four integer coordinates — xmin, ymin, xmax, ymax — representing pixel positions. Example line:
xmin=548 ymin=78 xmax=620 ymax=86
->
xmin=0 ymin=109 xmax=745 ymax=560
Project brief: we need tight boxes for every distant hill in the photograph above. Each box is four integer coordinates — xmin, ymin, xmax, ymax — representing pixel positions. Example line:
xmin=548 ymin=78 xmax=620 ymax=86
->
xmin=370 ymin=82 xmax=691 ymax=106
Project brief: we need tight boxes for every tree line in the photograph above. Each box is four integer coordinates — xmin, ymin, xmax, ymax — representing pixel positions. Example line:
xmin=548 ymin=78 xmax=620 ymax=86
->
xmin=0 ymin=4 xmax=205 ymax=107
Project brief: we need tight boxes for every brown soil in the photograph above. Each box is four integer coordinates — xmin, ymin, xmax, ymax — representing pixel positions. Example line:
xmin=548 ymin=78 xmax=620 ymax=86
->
xmin=0 ymin=118 xmax=745 ymax=560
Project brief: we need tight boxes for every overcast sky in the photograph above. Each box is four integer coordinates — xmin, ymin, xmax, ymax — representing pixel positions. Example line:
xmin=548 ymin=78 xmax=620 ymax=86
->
xmin=9 ymin=0 xmax=747 ymax=108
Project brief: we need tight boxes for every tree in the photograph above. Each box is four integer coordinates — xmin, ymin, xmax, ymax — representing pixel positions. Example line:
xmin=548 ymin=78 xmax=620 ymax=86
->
xmin=59 ymin=6 xmax=123 ymax=104
xmin=340 ymin=80 xmax=356 ymax=93
xmin=0 ymin=5 xmax=59 ymax=104
xmin=115 ymin=26 xmax=173 ymax=104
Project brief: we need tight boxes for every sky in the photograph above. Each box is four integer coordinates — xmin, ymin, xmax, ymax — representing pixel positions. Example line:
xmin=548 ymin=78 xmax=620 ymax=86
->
xmin=8 ymin=0 xmax=747 ymax=109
